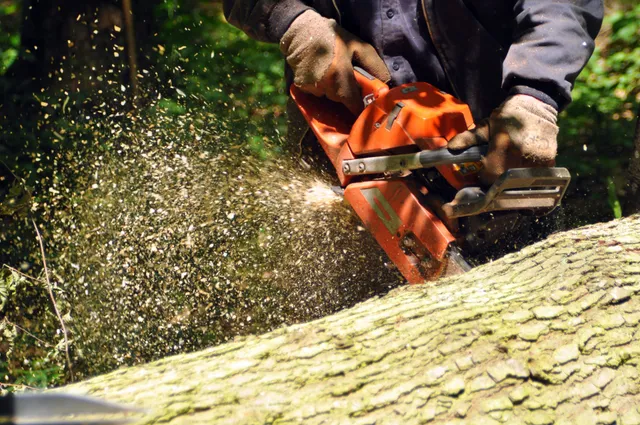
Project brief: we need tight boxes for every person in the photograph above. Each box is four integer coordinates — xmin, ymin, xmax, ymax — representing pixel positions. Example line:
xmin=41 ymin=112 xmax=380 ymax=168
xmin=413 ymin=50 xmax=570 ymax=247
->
xmin=223 ymin=0 xmax=603 ymax=184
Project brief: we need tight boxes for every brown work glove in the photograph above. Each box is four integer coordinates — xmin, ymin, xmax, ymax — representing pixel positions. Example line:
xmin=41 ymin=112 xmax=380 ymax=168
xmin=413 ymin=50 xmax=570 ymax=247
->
xmin=447 ymin=94 xmax=559 ymax=186
xmin=280 ymin=10 xmax=391 ymax=115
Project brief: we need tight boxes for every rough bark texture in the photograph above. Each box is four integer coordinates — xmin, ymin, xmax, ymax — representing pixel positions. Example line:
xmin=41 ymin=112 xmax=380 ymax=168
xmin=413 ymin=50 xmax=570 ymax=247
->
xmin=65 ymin=215 xmax=640 ymax=425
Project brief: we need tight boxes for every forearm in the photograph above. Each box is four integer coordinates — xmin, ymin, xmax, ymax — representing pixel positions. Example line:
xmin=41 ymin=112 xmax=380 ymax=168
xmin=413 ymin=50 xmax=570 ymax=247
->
xmin=223 ymin=0 xmax=311 ymax=43
xmin=502 ymin=0 xmax=603 ymax=111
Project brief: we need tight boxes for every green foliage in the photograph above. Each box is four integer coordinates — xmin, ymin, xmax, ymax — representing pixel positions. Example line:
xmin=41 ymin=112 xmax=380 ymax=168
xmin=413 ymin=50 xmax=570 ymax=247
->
xmin=558 ymin=4 xmax=640 ymax=217
xmin=155 ymin=2 xmax=287 ymax=109
xmin=0 ymin=180 xmax=32 ymax=218
xmin=0 ymin=1 xmax=19 ymax=74
xmin=0 ymin=358 xmax=64 ymax=392
xmin=0 ymin=268 xmax=20 ymax=311
xmin=0 ymin=268 xmax=65 ymax=392
xmin=607 ymin=176 xmax=623 ymax=219
xmin=152 ymin=1 xmax=287 ymax=159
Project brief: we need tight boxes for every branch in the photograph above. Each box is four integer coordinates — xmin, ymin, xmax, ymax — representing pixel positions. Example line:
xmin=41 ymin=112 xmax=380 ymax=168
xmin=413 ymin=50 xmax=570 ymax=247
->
xmin=0 ymin=382 xmax=40 ymax=391
xmin=3 ymin=265 xmax=45 ymax=285
xmin=122 ymin=0 xmax=138 ymax=98
xmin=2 ymin=318 xmax=52 ymax=348
xmin=31 ymin=219 xmax=73 ymax=382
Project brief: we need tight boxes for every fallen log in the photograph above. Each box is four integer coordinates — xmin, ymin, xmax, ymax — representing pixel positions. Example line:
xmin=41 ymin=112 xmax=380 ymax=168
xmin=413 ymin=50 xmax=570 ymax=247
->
xmin=65 ymin=214 xmax=640 ymax=425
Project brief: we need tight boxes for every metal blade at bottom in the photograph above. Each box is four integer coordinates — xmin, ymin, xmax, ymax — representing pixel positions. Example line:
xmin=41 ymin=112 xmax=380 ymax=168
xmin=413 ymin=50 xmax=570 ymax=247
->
xmin=442 ymin=245 xmax=473 ymax=277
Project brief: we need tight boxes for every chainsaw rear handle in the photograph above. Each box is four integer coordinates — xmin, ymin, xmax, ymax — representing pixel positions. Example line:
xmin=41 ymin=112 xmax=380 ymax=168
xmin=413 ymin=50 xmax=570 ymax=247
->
xmin=442 ymin=167 xmax=571 ymax=218
xmin=342 ymin=145 xmax=488 ymax=175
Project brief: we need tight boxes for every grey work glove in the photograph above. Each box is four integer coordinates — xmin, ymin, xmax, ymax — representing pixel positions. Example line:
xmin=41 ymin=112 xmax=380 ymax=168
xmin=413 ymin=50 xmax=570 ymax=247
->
xmin=448 ymin=94 xmax=559 ymax=185
xmin=280 ymin=10 xmax=391 ymax=115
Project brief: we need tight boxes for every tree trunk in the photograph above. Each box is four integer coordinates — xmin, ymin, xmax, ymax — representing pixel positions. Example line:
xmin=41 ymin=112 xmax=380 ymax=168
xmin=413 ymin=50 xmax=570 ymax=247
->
xmin=65 ymin=215 xmax=640 ymax=425
xmin=1 ymin=0 xmax=159 ymax=100
xmin=4 ymin=0 xmax=122 ymax=95
xmin=628 ymin=108 xmax=640 ymax=214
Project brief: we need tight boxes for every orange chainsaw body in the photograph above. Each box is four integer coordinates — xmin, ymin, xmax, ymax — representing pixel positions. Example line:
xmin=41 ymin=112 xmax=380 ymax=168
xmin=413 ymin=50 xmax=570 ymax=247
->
xmin=291 ymin=72 xmax=480 ymax=283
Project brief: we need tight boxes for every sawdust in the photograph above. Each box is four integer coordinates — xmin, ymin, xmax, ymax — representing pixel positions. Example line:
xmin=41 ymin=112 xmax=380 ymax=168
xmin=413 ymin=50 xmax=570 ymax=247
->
xmin=19 ymin=105 xmax=403 ymax=379
xmin=303 ymin=180 xmax=342 ymax=206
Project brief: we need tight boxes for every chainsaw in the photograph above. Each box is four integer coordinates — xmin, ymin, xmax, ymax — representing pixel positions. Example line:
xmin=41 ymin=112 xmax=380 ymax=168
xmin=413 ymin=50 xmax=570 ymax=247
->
xmin=291 ymin=67 xmax=570 ymax=283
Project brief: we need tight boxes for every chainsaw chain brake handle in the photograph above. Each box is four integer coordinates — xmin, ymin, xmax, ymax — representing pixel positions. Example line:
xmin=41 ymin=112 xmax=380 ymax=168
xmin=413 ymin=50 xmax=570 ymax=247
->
xmin=442 ymin=167 xmax=571 ymax=218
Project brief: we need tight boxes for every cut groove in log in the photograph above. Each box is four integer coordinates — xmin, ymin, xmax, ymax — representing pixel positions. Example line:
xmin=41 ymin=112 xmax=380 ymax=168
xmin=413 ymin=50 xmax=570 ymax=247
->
xmin=65 ymin=215 xmax=640 ymax=425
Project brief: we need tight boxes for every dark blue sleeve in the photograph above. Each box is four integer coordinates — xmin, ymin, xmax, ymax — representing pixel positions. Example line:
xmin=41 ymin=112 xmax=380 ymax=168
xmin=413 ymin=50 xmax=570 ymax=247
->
xmin=223 ymin=0 xmax=312 ymax=42
xmin=502 ymin=0 xmax=604 ymax=111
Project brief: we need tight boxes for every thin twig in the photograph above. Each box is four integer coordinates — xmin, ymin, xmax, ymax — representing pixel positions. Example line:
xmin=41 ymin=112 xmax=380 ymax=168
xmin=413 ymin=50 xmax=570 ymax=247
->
xmin=0 ymin=159 xmax=19 ymax=179
xmin=0 ymin=382 xmax=40 ymax=391
xmin=31 ymin=219 xmax=74 ymax=382
xmin=2 ymin=318 xmax=52 ymax=348
xmin=4 ymin=265 xmax=45 ymax=284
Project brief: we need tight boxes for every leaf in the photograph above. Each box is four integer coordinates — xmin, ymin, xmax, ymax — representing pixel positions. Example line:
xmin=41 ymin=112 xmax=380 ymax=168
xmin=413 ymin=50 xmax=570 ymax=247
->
xmin=0 ymin=181 xmax=33 ymax=218
xmin=607 ymin=177 xmax=622 ymax=219
xmin=0 ymin=268 xmax=19 ymax=312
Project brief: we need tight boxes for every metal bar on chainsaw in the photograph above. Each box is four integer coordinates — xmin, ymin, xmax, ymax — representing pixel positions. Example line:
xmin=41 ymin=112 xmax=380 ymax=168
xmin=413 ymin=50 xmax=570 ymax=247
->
xmin=342 ymin=146 xmax=487 ymax=176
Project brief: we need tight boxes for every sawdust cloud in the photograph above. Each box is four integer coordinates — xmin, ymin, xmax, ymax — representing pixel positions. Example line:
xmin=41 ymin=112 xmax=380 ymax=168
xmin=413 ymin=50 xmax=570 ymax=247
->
xmin=34 ymin=105 xmax=402 ymax=377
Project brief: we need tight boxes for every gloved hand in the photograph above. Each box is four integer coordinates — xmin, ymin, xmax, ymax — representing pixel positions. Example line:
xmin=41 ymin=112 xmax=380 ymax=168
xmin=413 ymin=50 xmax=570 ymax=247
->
xmin=447 ymin=94 xmax=559 ymax=185
xmin=280 ymin=10 xmax=391 ymax=115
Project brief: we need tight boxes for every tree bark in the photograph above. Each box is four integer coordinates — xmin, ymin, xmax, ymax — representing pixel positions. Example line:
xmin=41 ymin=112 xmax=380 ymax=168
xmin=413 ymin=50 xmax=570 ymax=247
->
xmin=64 ymin=215 xmax=640 ymax=425
xmin=628 ymin=108 xmax=640 ymax=214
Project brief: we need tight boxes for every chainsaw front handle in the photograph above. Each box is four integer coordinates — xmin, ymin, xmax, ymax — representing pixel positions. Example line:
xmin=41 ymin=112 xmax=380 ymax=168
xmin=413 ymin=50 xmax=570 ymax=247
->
xmin=442 ymin=167 xmax=571 ymax=218
xmin=342 ymin=146 xmax=487 ymax=176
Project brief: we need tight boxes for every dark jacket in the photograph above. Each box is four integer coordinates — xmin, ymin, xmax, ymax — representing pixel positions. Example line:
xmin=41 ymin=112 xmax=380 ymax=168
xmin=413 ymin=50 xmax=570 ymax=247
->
xmin=223 ymin=0 xmax=603 ymax=120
